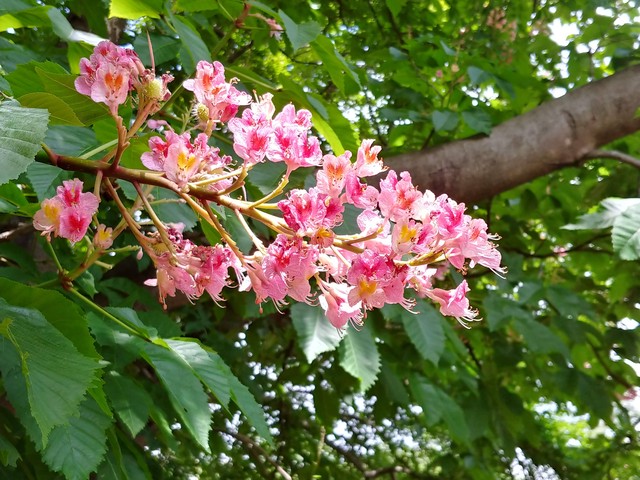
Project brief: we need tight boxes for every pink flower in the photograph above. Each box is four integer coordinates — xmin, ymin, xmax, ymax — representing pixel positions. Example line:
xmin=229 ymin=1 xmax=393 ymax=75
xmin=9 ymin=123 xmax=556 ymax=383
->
xmin=93 ymin=224 xmax=114 ymax=250
xmin=194 ymin=245 xmax=236 ymax=303
xmin=183 ymin=60 xmax=251 ymax=124
xmin=378 ymin=170 xmax=423 ymax=222
xmin=346 ymin=250 xmax=411 ymax=310
xmin=354 ymin=139 xmax=385 ymax=177
xmin=266 ymin=104 xmax=322 ymax=174
xmin=33 ymin=179 xmax=99 ymax=244
xmin=316 ymin=152 xmax=352 ymax=198
xmin=142 ymin=131 xmax=230 ymax=188
xmin=262 ymin=235 xmax=318 ymax=304
xmin=75 ymin=41 xmax=144 ymax=115
xmin=278 ymin=188 xmax=343 ymax=239
xmin=318 ymin=280 xmax=364 ymax=329
xmin=344 ymin=173 xmax=379 ymax=209
xmin=228 ymin=107 xmax=273 ymax=166
xmin=426 ymin=280 xmax=479 ymax=326
xmin=33 ymin=197 xmax=63 ymax=239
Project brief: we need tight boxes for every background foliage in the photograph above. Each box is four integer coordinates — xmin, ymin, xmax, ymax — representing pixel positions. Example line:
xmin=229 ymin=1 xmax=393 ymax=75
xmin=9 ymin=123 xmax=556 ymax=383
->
xmin=1 ymin=0 xmax=640 ymax=478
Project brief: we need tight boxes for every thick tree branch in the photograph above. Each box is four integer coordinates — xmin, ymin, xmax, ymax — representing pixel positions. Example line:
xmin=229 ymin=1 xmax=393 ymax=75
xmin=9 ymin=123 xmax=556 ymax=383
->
xmin=384 ymin=65 xmax=640 ymax=203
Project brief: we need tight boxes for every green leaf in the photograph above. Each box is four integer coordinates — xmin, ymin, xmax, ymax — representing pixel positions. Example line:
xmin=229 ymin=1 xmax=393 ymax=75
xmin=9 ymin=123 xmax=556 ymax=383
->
xmin=483 ymin=293 xmax=531 ymax=331
xmin=462 ymin=109 xmax=492 ymax=134
xmin=26 ymin=162 xmax=71 ymax=202
xmin=36 ymin=69 xmax=110 ymax=125
xmin=108 ymin=0 xmax=163 ymax=19
xmin=18 ymin=92 xmax=82 ymax=125
xmin=311 ymin=35 xmax=361 ymax=96
xmin=0 ymin=278 xmax=100 ymax=359
xmin=172 ymin=15 xmax=211 ymax=75
xmin=385 ymin=0 xmax=407 ymax=19
xmin=226 ymin=370 xmax=274 ymax=445
xmin=279 ymin=10 xmax=322 ymax=52
xmin=0 ymin=103 xmax=48 ymax=186
xmin=133 ymin=34 xmax=182 ymax=67
xmin=165 ymin=339 xmax=232 ymax=408
xmin=174 ymin=0 xmax=219 ymax=12
xmin=143 ymin=344 xmax=212 ymax=451
xmin=104 ymin=374 xmax=152 ymax=437
xmin=432 ymin=109 xmax=459 ymax=132
xmin=45 ymin=125 xmax=97 ymax=157
xmin=0 ymin=299 xmax=99 ymax=447
xmin=0 ymin=432 xmax=20 ymax=467
xmin=291 ymin=303 xmax=342 ymax=363
xmin=564 ymin=197 xmax=640 ymax=230
xmin=468 ymin=65 xmax=491 ymax=84
xmin=513 ymin=317 xmax=570 ymax=357
xmin=402 ymin=301 xmax=445 ymax=365
xmin=339 ymin=323 xmax=381 ymax=392
xmin=42 ymin=396 xmax=111 ymax=480
xmin=409 ymin=374 xmax=470 ymax=444
xmin=6 ymin=60 xmax=67 ymax=98
xmin=612 ymin=202 xmax=640 ymax=260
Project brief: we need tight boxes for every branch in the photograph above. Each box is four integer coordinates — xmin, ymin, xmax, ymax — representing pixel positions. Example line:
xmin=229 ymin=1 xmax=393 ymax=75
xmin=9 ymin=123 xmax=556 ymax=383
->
xmin=212 ymin=427 xmax=292 ymax=480
xmin=584 ymin=149 xmax=640 ymax=169
xmin=383 ymin=65 xmax=640 ymax=203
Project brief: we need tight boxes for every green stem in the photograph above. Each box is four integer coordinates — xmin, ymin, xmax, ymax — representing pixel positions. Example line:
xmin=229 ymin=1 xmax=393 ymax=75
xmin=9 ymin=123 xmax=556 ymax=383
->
xmin=44 ymin=240 xmax=64 ymax=272
xmin=67 ymin=287 xmax=150 ymax=340
xmin=81 ymin=138 xmax=118 ymax=159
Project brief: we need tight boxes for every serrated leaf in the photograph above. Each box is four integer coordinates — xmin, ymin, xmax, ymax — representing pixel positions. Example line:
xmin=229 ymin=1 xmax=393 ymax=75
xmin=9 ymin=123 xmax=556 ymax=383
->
xmin=36 ymin=69 xmax=110 ymax=125
xmin=339 ymin=324 xmax=380 ymax=391
xmin=143 ymin=344 xmax=212 ymax=451
xmin=226 ymin=370 xmax=273 ymax=445
xmin=564 ymin=197 xmax=640 ymax=230
xmin=409 ymin=374 xmax=470 ymax=444
xmin=513 ymin=317 xmax=570 ymax=357
xmin=402 ymin=301 xmax=444 ymax=365
xmin=18 ymin=92 xmax=82 ymax=125
xmin=432 ymin=109 xmax=459 ymax=132
xmin=45 ymin=125 xmax=97 ymax=157
xmin=172 ymin=15 xmax=211 ymax=75
xmin=0 ymin=432 xmax=20 ymax=467
xmin=0 ymin=278 xmax=100 ymax=359
xmin=0 ymin=299 xmax=99 ymax=447
xmin=26 ymin=162 xmax=71 ymax=202
xmin=165 ymin=339 xmax=232 ymax=408
xmin=104 ymin=374 xmax=152 ymax=437
xmin=291 ymin=303 xmax=342 ymax=363
xmin=5 ymin=60 xmax=67 ymax=98
xmin=42 ymin=396 xmax=112 ymax=480
xmin=311 ymin=36 xmax=361 ymax=96
xmin=462 ymin=109 xmax=492 ymax=134
xmin=108 ymin=0 xmax=163 ymax=19
xmin=483 ymin=293 xmax=531 ymax=331
xmin=612 ymin=202 xmax=640 ymax=260
xmin=0 ymin=103 xmax=48 ymax=186
xmin=133 ymin=34 xmax=182 ymax=67
xmin=279 ymin=10 xmax=322 ymax=52
xmin=468 ymin=65 xmax=491 ymax=84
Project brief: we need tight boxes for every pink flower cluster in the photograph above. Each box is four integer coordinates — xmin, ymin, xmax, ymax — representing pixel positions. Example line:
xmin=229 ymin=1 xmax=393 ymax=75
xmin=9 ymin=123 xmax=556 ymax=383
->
xmin=33 ymin=179 xmax=99 ymax=243
xmin=228 ymin=95 xmax=322 ymax=174
xmin=142 ymin=130 xmax=233 ymax=189
xmin=183 ymin=61 xmax=252 ymax=125
xmin=75 ymin=40 xmax=173 ymax=115
xmin=62 ymin=44 xmax=505 ymax=330
xmin=144 ymin=226 xmax=241 ymax=308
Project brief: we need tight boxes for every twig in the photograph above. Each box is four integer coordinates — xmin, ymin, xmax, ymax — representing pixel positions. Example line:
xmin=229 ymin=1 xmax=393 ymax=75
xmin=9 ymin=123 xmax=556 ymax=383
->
xmin=212 ymin=427 xmax=291 ymax=480
xmin=584 ymin=149 xmax=640 ymax=169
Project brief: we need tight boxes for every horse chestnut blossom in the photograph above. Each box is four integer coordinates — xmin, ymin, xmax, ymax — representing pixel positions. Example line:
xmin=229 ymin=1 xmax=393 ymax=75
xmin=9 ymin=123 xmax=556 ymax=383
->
xmin=33 ymin=179 xmax=99 ymax=243
xmin=36 ymin=40 xmax=505 ymax=329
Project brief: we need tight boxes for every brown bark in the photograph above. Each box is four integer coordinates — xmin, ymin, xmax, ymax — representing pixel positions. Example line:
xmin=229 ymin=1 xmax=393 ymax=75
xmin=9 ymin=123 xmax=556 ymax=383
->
xmin=383 ymin=65 xmax=640 ymax=204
